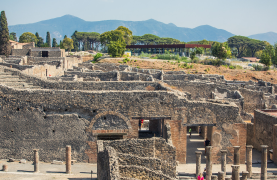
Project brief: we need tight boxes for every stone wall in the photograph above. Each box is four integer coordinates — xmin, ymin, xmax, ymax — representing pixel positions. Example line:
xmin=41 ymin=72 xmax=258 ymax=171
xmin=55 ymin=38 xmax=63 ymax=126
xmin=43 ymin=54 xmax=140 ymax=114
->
xmin=11 ymin=49 xmax=30 ymax=56
xmin=97 ymin=138 xmax=176 ymax=180
xmin=252 ymin=110 xmax=277 ymax=151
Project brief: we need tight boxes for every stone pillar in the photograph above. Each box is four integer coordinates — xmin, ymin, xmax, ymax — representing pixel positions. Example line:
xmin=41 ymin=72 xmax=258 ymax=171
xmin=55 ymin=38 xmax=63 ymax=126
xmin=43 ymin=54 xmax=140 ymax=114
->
xmin=2 ymin=165 xmax=8 ymax=172
xmin=66 ymin=145 xmax=71 ymax=174
xmin=241 ymin=171 xmax=249 ymax=180
xmin=233 ymin=146 xmax=240 ymax=165
xmin=261 ymin=145 xmax=268 ymax=180
xmin=246 ymin=145 xmax=253 ymax=178
xmin=231 ymin=165 xmax=240 ymax=180
xmin=218 ymin=171 xmax=225 ymax=180
xmin=220 ymin=150 xmax=227 ymax=175
xmin=195 ymin=151 xmax=202 ymax=177
xmin=273 ymin=125 xmax=277 ymax=165
xmin=211 ymin=175 xmax=218 ymax=180
xmin=206 ymin=146 xmax=213 ymax=180
xmin=33 ymin=149 xmax=39 ymax=173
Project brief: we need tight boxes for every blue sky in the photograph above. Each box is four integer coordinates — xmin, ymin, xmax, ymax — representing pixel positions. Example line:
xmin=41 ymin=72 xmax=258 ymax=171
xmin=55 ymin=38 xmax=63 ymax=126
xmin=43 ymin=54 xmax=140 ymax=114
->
xmin=1 ymin=0 xmax=277 ymax=36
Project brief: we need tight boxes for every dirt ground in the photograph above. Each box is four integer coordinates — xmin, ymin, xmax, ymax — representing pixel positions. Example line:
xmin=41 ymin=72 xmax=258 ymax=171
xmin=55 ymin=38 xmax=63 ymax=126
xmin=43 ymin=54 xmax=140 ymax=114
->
xmin=100 ymin=58 xmax=277 ymax=84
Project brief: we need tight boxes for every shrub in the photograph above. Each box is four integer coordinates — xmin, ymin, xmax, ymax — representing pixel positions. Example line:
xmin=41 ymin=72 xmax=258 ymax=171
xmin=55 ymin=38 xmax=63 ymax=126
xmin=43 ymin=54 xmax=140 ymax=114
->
xmin=229 ymin=65 xmax=235 ymax=69
xmin=252 ymin=64 xmax=263 ymax=71
xmin=123 ymin=57 xmax=130 ymax=63
xmin=93 ymin=53 xmax=103 ymax=61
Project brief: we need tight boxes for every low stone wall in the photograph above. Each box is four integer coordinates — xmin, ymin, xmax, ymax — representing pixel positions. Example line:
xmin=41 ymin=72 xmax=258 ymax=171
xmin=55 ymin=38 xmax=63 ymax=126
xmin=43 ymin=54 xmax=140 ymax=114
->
xmin=98 ymin=138 xmax=176 ymax=180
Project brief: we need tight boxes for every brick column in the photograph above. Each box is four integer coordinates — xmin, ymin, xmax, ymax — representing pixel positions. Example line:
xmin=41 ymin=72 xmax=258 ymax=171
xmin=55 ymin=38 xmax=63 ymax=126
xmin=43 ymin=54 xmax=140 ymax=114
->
xmin=195 ymin=151 xmax=202 ymax=177
xmin=218 ymin=171 xmax=225 ymax=180
xmin=2 ymin=165 xmax=8 ymax=172
xmin=206 ymin=146 xmax=213 ymax=180
xmin=241 ymin=171 xmax=248 ymax=180
xmin=233 ymin=146 xmax=240 ymax=165
xmin=220 ymin=150 xmax=227 ymax=175
xmin=261 ymin=145 xmax=268 ymax=180
xmin=211 ymin=175 xmax=218 ymax=180
xmin=231 ymin=165 xmax=240 ymax=180
xmin=33 ymin=149 xmax=39 ymax=173
xmin=246 ymin=145 xmax=253 ymax=178
xmin=66 ymin=145 xmax=71 ymax=174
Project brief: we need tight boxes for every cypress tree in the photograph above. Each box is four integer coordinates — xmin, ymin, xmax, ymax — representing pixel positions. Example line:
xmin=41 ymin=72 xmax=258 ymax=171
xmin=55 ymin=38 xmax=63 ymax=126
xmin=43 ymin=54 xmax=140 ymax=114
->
xmin=46 ymin=31 xmax=51 ymax=47
xmin=71 ymin=31 xmax=79 ymax=52
xmin=0 ymin=11 xmax=11 ymax=56
xmin=35 ymin=32 xmax=44 ymax=47
xmin=52 ymin=38 xmax=57 ymax=47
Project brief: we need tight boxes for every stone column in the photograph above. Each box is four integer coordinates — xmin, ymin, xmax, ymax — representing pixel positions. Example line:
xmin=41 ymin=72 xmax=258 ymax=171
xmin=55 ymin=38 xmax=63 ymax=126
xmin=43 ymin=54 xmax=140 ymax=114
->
xmin=233 ymin=146 xmax=240 ymax=165
xmin=206 ymin=146 xmax=213 ymax=180
xmin=195 ymin=151 xmax=202 ymax=177
xmin=241 ymin=171 xmax=249 ymax=180
xmin=211 ymin=175 xmax=218 ymax=180
xmin=246 ymin=145 xmax=253 ymax=178
xmin=231 ymin=165 xmax=240 ymax=180
xmin=66 ymin=145 xmax=71 ymax=174
xmin=220 ymin=150 xmax=227 ymax=175
xmin=261 ymin=145 xmax=268 ymax=180
xmin=33 ymin=149 xmax=39 ymax=173
xmin=2 ymin=165 xmax=8 ymax=172
xmin=218 ymin=171 xmax=225 ymax=180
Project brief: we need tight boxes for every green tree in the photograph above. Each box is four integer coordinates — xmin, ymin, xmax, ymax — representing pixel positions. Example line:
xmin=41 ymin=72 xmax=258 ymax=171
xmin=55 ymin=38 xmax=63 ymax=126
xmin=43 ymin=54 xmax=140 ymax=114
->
xmin=52 ymin=38 xmax=57 ymax=47
xmin=227 ymin=36 xmax=251 ymax=58
xmin=35 ymin=32 xmax=44 ymax=47
xmin=260 ymin=44 xmax=275 ymax=68
xmin=71 ymin=31 xmax=79 ymax=51
xmin=108 ymin=40 xmax=126 ymax=57
xmin=9 ymin=32 xmax=17 ymax=41
xmin=63 ymin=37 xmax=74 ymax=52
xmin=19 ymin=32 xmax=37 ymax=43
xmin=116 ymin=26 xmax=133 ymax=45
xmin=0 ymin=11 xmax=11 ymax=56
xmin=272 ymin=44 xmax=277 ymax=67
xmin=46 ymin=31 xmax=51 ymax=47
xmin=248 ymin=39 xmax=266 ymax=57
xmin=212 ymin=42 xmax=231 ymax=60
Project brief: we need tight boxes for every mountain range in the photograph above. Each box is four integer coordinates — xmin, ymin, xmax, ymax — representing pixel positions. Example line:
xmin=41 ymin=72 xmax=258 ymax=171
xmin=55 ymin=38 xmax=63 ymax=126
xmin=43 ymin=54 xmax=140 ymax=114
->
xmin=8 ymin=15 xmax=277 ymax=44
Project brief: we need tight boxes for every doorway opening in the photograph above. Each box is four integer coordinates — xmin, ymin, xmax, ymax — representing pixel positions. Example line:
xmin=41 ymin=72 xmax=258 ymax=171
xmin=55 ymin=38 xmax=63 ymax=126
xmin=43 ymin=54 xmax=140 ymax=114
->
xmin=186 ymin=124 xmax=215 ymax=163
xmin=42 ymin=51 xmax=48 ymax=57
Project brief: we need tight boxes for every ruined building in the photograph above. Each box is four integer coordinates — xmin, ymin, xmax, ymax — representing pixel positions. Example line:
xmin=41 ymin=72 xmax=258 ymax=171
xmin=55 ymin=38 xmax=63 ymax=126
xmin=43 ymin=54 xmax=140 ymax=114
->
xmin=0 ymin=56 xmax=276 ymax=177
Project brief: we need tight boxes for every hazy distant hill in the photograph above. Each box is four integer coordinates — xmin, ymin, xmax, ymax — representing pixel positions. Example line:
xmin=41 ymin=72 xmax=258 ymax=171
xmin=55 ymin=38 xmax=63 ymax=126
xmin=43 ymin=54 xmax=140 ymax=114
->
xmin=248 ymin=32 xmax=277 ymax=45
xmin=9 ymin=15 xmax=234 ymax=43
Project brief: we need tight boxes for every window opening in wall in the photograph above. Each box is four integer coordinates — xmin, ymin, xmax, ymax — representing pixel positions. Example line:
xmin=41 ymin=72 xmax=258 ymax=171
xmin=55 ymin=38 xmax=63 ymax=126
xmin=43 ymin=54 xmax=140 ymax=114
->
xmin=97 ymin=134 xmax=123 ymax=140
xmin=139 ymin=119 xmax=163 ymax=139
xmin=42 ymin=51 xmax=48 ymax=57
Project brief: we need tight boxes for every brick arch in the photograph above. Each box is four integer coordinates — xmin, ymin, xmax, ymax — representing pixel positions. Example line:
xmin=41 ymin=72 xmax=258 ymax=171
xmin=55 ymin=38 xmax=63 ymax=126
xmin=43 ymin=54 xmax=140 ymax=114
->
xmin=184 ymin=106 xmax=216 ymax=125
xmin=88 ymin=111 xmax=133 ymax=132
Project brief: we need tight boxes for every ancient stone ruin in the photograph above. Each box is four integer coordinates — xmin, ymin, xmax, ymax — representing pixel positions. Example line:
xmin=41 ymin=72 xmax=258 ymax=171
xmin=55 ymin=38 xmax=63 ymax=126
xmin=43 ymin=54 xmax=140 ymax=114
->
xmin=0 ymin=53 xmax=277 ymax=179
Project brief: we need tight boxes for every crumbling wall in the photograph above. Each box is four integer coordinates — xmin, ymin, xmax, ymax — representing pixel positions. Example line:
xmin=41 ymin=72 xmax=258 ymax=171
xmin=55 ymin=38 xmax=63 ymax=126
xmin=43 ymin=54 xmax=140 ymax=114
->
xmin=98 ymin=138 xmax=176 ymax=180
xmin=253 ymin=110 xmax=277 ymax=151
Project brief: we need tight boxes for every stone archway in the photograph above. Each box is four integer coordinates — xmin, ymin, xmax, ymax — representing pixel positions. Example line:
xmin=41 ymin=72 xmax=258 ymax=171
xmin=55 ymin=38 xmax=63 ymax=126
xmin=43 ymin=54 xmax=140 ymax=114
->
xmin=88 ymin=111 xmax=133 ymax=132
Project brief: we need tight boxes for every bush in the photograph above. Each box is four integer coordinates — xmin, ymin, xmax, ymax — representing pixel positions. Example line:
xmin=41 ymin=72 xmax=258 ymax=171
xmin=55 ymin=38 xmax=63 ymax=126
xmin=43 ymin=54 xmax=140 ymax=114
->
xmin=93 ymin=53 xmax=103 ymax=61
xmin=123 ymin=57 xmax=130 ymax=63
xmin=229 ymin=65 xmax=235 ymax=69
xmin=252 ymin=64 xmax=263 ymax=71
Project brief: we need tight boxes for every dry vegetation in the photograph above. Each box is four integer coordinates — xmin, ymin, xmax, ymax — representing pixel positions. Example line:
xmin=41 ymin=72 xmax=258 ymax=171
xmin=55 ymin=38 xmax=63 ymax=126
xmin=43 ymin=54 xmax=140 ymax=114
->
xmin=100 ymin=58 xmax=277 ymax=84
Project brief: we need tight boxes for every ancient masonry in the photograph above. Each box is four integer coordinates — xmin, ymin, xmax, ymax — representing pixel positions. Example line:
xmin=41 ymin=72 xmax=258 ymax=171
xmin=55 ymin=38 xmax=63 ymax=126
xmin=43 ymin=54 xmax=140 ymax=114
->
xmin=0 ymin=53 xmax=277 ymax=178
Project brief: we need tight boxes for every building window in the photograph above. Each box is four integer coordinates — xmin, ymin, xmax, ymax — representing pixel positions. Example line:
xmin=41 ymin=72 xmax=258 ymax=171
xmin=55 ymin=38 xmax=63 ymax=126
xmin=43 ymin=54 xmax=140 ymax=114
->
xmin=42 ymin=51 xmax=48 ymax=57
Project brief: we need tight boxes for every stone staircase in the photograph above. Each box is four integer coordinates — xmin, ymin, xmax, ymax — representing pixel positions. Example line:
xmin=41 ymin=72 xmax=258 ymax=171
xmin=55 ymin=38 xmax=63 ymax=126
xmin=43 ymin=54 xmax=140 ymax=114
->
xmin=0 ymin=71 xmax=43 ymax=90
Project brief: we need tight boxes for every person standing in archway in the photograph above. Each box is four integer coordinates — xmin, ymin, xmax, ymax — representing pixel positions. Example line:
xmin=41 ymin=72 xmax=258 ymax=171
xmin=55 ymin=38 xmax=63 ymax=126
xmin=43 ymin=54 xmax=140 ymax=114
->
xmin=204 ymin=138 xmax=210 ymax=154
xmin=189 ymin=127 xmax=192 ymax=138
